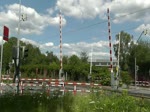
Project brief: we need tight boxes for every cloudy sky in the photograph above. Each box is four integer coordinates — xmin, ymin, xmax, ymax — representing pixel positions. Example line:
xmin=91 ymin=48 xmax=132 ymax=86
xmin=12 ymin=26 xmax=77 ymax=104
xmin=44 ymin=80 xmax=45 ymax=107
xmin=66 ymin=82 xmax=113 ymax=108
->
xmin=0 ymin=0 xmax=150 ymax=60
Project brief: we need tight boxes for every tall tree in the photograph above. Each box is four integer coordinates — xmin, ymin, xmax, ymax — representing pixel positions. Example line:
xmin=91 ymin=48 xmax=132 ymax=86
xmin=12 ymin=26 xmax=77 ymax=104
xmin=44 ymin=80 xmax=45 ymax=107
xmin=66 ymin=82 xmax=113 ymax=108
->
xmin=80 ymin=51 xmax=88 ymax=63
xmin=128 ymin=40 xmax=150 ymax=80
xmin=46 ymin=51 xmax=59 ymax=64
xmin=113 ymin=31 xmax=133 ymax=71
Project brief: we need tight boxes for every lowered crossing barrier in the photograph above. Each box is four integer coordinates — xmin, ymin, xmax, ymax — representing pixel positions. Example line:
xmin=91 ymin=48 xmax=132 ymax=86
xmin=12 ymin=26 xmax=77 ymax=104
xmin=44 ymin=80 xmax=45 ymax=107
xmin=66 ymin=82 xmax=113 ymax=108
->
xmin=1 ymin=78 xmax=101 ymax=95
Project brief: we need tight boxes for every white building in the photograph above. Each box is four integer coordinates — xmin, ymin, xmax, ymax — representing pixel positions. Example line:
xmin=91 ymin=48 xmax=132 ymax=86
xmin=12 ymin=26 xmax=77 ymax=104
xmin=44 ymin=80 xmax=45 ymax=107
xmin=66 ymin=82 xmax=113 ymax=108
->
xmin=88 ymin=58 xmax=117 ymax=67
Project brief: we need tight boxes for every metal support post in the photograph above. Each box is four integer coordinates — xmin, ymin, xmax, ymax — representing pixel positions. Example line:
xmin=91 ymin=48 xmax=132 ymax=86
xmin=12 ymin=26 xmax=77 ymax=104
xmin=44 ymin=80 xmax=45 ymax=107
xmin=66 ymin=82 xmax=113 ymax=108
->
xmin=13 ymin=0 xmax=21 ymax=94
xmin=135 ymin=57 xmax=137 ymax=88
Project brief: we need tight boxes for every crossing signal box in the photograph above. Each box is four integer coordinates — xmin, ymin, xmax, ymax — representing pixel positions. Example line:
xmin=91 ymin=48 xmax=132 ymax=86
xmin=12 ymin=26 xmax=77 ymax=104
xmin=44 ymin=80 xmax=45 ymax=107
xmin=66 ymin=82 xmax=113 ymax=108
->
xmin=23 ymin=48 xmax=28 ymax=58
xmin=12 ymin=46 xmax=29 ymax=59
xmin=12 ymin=46 xmax=17 ymax=59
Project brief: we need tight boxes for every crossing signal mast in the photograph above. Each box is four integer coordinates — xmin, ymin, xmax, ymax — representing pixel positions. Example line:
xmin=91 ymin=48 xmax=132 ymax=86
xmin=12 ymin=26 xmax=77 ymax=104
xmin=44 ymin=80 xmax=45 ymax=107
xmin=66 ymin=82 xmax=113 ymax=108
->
xmin=13 ymin=0 xmax=27 ymax=94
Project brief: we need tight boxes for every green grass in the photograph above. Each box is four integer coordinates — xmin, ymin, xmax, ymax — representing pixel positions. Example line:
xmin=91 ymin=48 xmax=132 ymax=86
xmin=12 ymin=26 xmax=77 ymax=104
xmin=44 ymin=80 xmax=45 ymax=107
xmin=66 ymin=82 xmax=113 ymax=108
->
xmin=0 ymin=91 xmax=150 ymax=112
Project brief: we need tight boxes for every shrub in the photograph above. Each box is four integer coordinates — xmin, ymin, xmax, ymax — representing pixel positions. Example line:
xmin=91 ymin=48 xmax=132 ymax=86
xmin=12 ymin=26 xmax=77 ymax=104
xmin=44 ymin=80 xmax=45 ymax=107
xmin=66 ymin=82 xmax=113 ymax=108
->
xmin=120 ymin=71 xmax=132 ymax=87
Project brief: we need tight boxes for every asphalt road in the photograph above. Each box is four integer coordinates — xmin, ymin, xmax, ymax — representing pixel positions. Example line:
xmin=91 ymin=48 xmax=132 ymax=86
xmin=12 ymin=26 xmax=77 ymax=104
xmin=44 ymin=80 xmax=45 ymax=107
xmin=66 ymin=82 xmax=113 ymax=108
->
xmin=102 ymin=86 xmax=150 ymax=98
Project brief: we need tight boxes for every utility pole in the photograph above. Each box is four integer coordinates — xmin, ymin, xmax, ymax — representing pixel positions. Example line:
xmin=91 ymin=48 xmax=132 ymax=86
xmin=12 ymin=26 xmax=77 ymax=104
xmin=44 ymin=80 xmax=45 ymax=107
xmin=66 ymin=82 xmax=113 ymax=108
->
xmin=116 ymin=32 xmax=120 ymax=88
xmin=134 ymin=57 xmax=137 ymax=88
xmin=13 ymin=0 xmax=21 ymax=94
xmin=90 ymin=45 xmax=93 ymax=74
xmin=88 ymin=45 xmax=93 ymax=81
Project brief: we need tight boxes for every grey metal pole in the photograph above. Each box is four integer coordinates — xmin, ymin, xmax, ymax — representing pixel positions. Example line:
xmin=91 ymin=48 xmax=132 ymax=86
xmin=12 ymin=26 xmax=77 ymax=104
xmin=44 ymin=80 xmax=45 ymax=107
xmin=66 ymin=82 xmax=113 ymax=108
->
xmin=135 ymin=57 xmax=137 ymax=88
xmin=90 ymin=46 xmax=93 ymax=74
xmin=17 ymin=0 xmax=21 ymax=65
xmin=116 ymin=32 xmax=120 ymax=88
xmin=0 ymin=35 xmax=4 ymax=83
xmin=15 ymin=0 xmax=21 ymax=94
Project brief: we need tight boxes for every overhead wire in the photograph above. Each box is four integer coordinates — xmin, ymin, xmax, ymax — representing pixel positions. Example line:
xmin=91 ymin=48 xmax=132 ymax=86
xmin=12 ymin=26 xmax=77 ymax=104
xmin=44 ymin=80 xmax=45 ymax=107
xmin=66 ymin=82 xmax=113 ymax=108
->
xmin=53 ymin=6 xmax=150 ymax=37
xmin=65 ymin=24 xmax=140 ymax=43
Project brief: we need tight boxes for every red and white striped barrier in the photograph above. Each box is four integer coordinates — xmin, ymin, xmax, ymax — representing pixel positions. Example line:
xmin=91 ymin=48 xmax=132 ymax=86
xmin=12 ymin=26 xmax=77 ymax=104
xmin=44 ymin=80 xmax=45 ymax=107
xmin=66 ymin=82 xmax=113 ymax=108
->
xmin=2 ymin=78 xmax=101 ymax=86
xmin=136 ymin=81 xmax=150 ymax=87
xmin=1 ymin=77 xmax=102 ymax=95
xmin=131 ymin=81 xmax=150 ymax=87
xmin=2 ymin=78 xmax=64 ymax=82
xmin=64 ymin=82 xmax=101 ymax=86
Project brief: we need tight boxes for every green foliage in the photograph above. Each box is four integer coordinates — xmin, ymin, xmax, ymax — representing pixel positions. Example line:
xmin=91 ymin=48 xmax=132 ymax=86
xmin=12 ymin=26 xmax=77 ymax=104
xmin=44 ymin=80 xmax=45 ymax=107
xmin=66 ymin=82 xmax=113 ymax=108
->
xmin=128 ymin=40 xmax=150 ymax=79
xmin=65 ymin=55 xmax=89 ymax=81
xmin=80 ymin=51 xmax=88 ymax=63
xmin=92 ymin=67 xmax=110 ymax=86
xmin=1 ymin=37 xmax=111 ymax=83
xmin=113 ymin=31 xmax=133 ymax=71
xmin=1 ymin=92 xmax=150 ymax=112
xmin=2 ymin=37 xmax=60 ymax=78
xmin=120 ymin=71 xmax=132 ymax=86
xmin=113 ymin=31 xmax=150 ymax=81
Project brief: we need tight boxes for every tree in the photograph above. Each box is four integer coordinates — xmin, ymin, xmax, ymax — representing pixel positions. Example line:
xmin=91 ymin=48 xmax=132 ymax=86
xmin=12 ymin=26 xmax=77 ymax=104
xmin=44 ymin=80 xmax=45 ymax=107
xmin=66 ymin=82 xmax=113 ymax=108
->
xmin=80 ymin=51 xmax=88 ymax=63
xmin=91 ymin=66 xmax=110 ymax=86
xmin=3 ymin=37 xmax=17 ymax=74
xmin=64 ymin=54 xmax=89 ymax=81
xmin=46 ymin=51 xmax=59 ymax=64
xmin=113 ymin=31 xmax=133 ymax=71
xmin=63 ymin=55 xmax=69 ymax=65
xmin=128 ymin=40 xmax=150 ymax=80
xmin=67 ymin=55 xmax=81 ymax=80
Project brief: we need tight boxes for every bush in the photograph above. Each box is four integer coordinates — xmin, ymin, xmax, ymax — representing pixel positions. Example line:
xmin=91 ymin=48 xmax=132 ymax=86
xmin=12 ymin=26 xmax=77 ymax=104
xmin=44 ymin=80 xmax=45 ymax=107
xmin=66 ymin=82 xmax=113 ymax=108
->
xmin=120 ymin=71 xmax=132 ymax=87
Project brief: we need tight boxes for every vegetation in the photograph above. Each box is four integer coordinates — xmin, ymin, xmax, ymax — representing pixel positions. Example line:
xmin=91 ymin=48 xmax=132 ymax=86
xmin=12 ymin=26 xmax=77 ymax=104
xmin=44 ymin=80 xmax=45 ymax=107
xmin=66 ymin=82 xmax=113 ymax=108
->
xmin=1 ymin=32 xmax=150 ymax=86
xmin=113 ymin=31 xmax=150 ymax=81
xmin=113 ymin=31 xmax=133 ymax=71
xmin=0 ymin=91 xmax=150 ymax=112
xmin=1 ymin=37 xmax=110 ymax=85
xmin=128 ymin=40 xmax=150 ymax=80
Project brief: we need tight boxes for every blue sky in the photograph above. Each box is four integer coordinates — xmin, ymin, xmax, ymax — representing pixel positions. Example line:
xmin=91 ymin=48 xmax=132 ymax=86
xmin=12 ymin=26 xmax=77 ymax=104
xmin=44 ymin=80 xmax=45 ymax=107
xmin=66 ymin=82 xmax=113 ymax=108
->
xmin=0 ymin=0 xmax=150 ymax=59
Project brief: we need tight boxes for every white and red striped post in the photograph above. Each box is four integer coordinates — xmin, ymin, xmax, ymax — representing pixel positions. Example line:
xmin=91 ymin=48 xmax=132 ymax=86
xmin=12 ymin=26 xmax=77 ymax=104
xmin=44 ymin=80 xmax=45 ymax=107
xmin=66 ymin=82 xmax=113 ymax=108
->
xmin=107 ymin=8 xmax=115 ymax=88
xmin=59 ymin=11 xmax=63 ymax=79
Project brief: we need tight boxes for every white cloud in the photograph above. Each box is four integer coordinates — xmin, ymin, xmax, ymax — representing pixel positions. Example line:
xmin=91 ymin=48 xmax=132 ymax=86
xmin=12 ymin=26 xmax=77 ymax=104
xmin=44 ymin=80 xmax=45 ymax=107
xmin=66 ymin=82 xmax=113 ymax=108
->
xmin=45 ymin=42 xmax=54 ymax=47
xmin=105 ymin=0 xmax=150 ymax=23
xmin=48 ymin=15 xmax=66 ymax=26
xmin=0 ymin=3 xmax=66 ymax=35
xmin=56 ymin=0 xmax=150 ymax=24
xmin=135 ymin=24 xmax=150 ymax=32
xmin=63 ymin=43 xmax=71 ymax=49
xmin=46 ymin=8 xmax=54 ymax=15
xmin=10 ymin=37 xmax=115 ymax=59
xmin=134 ymin=24 xmax=150 ymax=37
xmin=20 ymin=38 xmax=54 ymax=52
xmin=56 ymin=0 xmax=104 ymax=19
xmin=60 ymin=41 xmax=113 ymax=59
xmin=21 ymin=38 xmax=40 ymax=47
